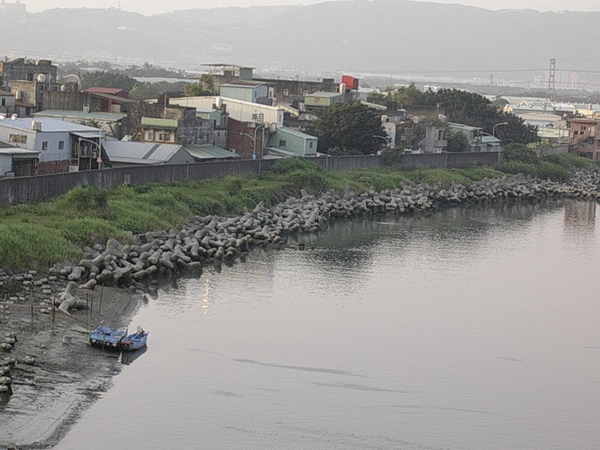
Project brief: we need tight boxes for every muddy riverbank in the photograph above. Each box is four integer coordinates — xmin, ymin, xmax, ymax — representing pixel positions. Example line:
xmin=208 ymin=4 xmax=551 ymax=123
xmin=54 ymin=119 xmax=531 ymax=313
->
xmin=1 ymin=282 xmax=144 ymax=449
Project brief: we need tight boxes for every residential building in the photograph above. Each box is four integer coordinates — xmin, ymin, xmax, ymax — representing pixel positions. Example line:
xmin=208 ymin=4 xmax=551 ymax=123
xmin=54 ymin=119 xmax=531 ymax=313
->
xmin=0 ymin=58 xmax=57 ymax=89
xmin=304 ymin=91 xmax=347 ymax=109
xmin=138 ymin=105 xmax=213 ymax=146
xmin=102 ymin=141 xmax=195 ymax=166
xmin=0 ymin=117 xmax=110 ymax=174
xmin=448 ymin=123 xmax=502 ymax=152
xmin=199 ymin=64 xmax=347 ymax=105
xmin=0 ymin=59 xmax=60 ymax=113
xmin=268 ymin=127 xmax=318 ymax=157
xmin=0 ymin=90 xmax=15 ymax=115
xmin=196 ymin=109 xmax=228 ymax=149
xmin=219 ymin=83 xmax=274 ymax=105
xmin=44 ymin=88 xmax=134 ymax=114
xmin=33 ymin=110 xmax=126 ymax=138
xmin=569 ymin=118 xmax=600 ymax=160
xmin=170 ymin=96 xmax=284 ymax=128
xmin=227 ymin=118 xmax=268 ymax=160
xmin=0 ymin=140 xmax=39 ymax=177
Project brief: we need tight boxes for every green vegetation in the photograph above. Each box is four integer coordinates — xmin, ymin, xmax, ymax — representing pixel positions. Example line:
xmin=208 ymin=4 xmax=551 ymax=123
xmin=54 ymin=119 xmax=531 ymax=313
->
xmin=497 ymin=143 xmax=597 ymax=182
xmin=381 ymin=85 xmax=539 ymax=146
xmin=0 ymin=155 xmax=596 ymax=272
xmin=311 ymin=102 xmax=388 ymax=155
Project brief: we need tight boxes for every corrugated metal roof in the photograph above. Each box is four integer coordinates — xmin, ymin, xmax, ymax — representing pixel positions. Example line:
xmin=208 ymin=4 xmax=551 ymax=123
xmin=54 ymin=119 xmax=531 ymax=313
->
xmin=0 ymin=117 xmax=103 ymax=133
xmin=103 ymin=141 xmax=183 ymax=164
xmin=306 ymin=92 xmax=343 ymax=98
xmin=141 ymin=117 xmax=178 ymax=128
xmin=360 ymin=100 xmax=386 ymax=110
xmin=276 ymin=127 xmax=317 ymax=140
xmin=268 ymin=147 xmax=301 ymax=157
xmin=184 ymin=145 xmax=240 ymax=160
xmin=72 ymin=131 xmax=104 ymax=139
xmin=0 ymin=147 xmax=39 ymax=156
xmin=34 ymin=110 xmax=125 ymax=121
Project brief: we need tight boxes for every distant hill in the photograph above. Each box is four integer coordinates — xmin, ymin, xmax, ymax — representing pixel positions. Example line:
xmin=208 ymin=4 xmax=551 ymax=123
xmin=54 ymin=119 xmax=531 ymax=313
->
xmin=1 ymin=0 xmax=599 ymax=85
xmin=157 ymin=5 xmax=300 ymax=25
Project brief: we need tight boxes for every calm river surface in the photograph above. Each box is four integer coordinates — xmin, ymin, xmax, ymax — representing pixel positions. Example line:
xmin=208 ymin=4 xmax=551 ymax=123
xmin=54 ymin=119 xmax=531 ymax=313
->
xmin=56 ymin=200 xmax=600 ymax=450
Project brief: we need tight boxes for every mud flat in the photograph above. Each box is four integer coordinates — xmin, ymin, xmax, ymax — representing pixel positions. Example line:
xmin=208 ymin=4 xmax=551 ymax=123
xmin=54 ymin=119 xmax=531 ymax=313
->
xmin=0 ymin=284 xmax=144 ymax=449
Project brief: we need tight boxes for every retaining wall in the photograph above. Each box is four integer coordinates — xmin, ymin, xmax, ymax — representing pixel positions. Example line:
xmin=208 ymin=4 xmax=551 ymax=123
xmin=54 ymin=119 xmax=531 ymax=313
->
xmin=0 ymin=152 xmax=501 ymax=205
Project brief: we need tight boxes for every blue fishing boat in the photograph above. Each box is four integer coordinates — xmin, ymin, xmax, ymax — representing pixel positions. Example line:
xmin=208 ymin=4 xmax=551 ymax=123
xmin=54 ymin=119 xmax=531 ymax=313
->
xmin=120 ymin=326 xmax=149 ymax=351
xmin=89 ymin=325 xmax=127 ymax=350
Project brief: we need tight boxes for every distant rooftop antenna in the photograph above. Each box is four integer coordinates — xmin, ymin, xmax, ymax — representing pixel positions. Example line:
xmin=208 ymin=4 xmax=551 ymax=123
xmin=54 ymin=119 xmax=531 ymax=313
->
xmin=545 ymin=58 xmax=556 ymax=109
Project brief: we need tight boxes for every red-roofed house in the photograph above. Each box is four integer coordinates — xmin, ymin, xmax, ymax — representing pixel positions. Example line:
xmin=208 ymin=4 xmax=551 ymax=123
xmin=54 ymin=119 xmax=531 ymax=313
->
xmin=81 ymin=87 xmax=129 ymax=99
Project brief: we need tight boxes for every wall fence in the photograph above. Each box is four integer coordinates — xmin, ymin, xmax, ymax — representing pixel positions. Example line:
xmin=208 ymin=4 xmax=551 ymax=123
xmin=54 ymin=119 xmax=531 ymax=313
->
xmin=0 ymin=152 xmax=501 ymax=205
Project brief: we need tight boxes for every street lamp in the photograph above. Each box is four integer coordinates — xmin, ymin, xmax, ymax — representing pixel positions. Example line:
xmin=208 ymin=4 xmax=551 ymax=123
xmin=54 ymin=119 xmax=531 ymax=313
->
xmin=492 ymin=122 xmax=509 ymax=138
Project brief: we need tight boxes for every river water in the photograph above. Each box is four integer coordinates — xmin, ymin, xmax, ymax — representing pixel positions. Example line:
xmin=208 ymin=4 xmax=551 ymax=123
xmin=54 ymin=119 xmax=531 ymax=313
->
xmin=56 ymin=200 xmax=599 ymax=450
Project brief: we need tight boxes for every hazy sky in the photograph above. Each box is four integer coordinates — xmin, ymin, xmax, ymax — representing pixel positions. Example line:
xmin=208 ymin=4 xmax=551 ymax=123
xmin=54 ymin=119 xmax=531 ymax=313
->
xmin=21 ymin=0 xmax=600 ymax=15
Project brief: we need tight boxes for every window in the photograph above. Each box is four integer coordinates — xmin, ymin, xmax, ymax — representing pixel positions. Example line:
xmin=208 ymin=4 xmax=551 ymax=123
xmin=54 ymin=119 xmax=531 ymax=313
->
xmin=283 ymin=88 xmax=289 ymax=97
xmin=302 ymin=89 xmax=309 ymax=97
xmin=42 ymin=141 xmax=48 ymax=151
xmin=1 ymin=98 xmax=5 ymax=107
xmin=144 ymin=130 xmax=154 ymax=141
xmin=9 ymin=134 xmax=27 ymax=144
xmin=309 ymin=142 xmax=314 ymax=149
xmin=58 ymin=141 xmax=64 ymax=150
xmin=279 ymin=140 xmax=287 ymax=148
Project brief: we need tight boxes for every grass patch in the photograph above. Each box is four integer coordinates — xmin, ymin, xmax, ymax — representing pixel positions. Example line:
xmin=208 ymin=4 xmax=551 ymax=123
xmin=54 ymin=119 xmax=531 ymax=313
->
xmin=0 ymin=223 xmax=82 ymax=272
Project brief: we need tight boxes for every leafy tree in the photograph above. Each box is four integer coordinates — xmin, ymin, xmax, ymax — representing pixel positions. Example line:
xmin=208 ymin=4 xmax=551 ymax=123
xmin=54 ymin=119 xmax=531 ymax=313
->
xmin=383 ymin=83 xmax=425 ymax=107
xmin=184 ymin=74 xmax=218 ymax=97
xmin=80 ymin=71 xmax=137 ymax=92
xmin=312 ymin=102 xmax=387 ymax=155
xmin=446 ymin=131 xmax=469 ymax=152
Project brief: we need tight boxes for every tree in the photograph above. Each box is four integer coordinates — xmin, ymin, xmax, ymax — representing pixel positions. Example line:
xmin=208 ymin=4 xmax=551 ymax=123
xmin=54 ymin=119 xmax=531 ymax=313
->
xmin=184 ymin=74 xmax=218 ymax=97
xmin=80 ymin=71 xmax=137 ymax=92
xmin=312 ymin=102 xmax=387 ymax=155
xmin=502 ymin=143 xmax=539 ymax=164
xmin=446 ymin=131 xmax=469 ymax=152
xmin=383 ymin=83 xmax=425 ymax=107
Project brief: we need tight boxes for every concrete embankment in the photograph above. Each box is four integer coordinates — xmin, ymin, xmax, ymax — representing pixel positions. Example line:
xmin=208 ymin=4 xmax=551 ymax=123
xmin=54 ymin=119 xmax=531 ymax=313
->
xmin=44 ymin=170 xmax=600 ymax=292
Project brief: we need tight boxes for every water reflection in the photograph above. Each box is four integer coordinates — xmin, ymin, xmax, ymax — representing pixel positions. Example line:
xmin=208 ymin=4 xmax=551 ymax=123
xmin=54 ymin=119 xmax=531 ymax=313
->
xmin=120 ymin=346 xmax=148 ymax=365
xmin=55 ymin=200 xmax=600 ymax=450
xmin=564 ymin=200 xmax=596 ymax=230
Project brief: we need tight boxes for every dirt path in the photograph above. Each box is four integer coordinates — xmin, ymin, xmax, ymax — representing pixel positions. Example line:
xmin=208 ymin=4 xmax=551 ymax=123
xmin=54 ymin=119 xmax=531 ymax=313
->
xmin=1 ymin=283 xmax=143 ymax=449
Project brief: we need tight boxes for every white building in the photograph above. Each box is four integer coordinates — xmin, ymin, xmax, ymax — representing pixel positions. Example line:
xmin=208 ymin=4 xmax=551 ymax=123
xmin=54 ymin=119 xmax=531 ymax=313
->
xmin=0 ymin=117 xmax=106 ymax=173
